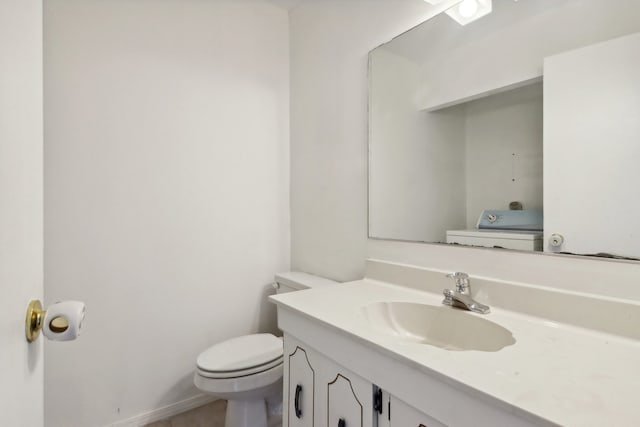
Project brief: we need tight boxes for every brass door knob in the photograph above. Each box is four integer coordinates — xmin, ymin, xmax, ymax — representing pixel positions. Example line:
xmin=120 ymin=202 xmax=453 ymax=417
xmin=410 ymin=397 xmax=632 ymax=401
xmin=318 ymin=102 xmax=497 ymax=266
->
xmin=25 ymin=299 xmax=85 ymax=342
xmin=25 ymin=300 xmax=45 ymax=342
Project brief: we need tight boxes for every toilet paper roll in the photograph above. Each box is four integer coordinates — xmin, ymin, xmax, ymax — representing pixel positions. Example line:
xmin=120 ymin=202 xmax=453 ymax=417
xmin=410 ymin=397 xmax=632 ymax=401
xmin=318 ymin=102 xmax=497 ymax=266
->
xmin=43 ymin=301 xmax=86 ymax=341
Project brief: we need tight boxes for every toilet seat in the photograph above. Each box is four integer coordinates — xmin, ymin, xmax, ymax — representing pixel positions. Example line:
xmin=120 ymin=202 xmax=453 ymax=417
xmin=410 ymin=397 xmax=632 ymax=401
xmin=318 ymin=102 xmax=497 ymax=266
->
xmin=196 ymin=333 xmax=283 ymax=379
xmin=197 ymin=356 xmax=283 ymax=379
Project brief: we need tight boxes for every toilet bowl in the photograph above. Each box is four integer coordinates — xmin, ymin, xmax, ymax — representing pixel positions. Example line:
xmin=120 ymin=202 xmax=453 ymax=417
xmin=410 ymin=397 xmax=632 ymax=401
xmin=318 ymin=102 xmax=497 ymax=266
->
xmin=194 ymin=272 xmax=337 ymax=427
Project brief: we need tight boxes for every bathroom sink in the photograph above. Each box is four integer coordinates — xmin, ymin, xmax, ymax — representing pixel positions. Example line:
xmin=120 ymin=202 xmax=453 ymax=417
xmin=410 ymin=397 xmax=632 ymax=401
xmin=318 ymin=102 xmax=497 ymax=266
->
xmin=360 ymin=302 xmax=515 ymax=352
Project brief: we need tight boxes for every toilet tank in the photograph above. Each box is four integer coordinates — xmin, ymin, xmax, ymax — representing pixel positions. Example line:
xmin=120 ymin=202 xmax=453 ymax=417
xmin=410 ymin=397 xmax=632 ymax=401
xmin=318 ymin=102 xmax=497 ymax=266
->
xmin=274 ymin=272 xmax=337 ymax=294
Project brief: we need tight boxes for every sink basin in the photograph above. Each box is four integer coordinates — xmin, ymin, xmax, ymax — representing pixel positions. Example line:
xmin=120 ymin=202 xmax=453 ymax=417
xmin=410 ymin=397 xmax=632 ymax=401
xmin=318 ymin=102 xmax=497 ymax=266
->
xmin=360 ymin=302 xmax=515 ymax=352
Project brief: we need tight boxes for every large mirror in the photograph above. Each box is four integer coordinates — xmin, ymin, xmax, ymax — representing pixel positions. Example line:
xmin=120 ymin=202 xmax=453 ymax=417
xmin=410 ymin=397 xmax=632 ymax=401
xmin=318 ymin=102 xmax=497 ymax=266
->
xmin=369 ymin=0 xmax=640 ymax=259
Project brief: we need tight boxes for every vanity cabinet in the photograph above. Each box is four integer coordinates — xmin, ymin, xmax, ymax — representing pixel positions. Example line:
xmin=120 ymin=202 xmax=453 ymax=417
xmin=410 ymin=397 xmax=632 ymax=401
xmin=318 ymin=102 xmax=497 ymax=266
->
xmin=284 ymin=335 xmax=374 ymax=427
xmin=273 ymin=272 xmax=639 ymax=425
xmin=283 ymin=335 xmax=444 ymax=427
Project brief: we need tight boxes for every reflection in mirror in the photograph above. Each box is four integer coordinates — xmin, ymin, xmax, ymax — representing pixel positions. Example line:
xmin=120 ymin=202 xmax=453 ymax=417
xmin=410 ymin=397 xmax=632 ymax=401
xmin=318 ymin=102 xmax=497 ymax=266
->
xmin=369 ymin=0 xmax=640 ymax=259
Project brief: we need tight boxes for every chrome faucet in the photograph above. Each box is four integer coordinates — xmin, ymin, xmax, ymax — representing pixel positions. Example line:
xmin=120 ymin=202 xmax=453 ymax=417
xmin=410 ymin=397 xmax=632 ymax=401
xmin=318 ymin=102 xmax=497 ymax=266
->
xmin=442 ymin=272 xmax=490 ymax=314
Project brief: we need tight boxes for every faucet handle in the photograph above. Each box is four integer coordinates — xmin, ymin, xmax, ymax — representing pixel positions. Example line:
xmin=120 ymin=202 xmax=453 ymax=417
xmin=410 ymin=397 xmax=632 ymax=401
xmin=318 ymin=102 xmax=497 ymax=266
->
xmin=442 ymin=288 xmax=455 ymax=306
xmin=446 ymin=272 xmax=470 ymax=293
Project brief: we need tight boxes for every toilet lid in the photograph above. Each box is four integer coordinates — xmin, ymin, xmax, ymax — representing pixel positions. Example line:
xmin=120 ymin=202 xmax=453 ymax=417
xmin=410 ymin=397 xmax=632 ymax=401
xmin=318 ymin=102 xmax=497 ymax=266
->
xmin=197 ymin=333 xmax=283 ymax=373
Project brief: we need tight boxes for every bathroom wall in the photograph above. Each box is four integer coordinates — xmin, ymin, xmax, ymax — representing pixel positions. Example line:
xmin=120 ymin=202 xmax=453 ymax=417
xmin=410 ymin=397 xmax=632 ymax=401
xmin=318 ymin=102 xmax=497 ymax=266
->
xmin=290 ymin=0 xmax=640 ymax=292
xmin=0 ymin=0 xmax=43 ymax=425
xmin=44 ymin=1 xmax=289 ymax=426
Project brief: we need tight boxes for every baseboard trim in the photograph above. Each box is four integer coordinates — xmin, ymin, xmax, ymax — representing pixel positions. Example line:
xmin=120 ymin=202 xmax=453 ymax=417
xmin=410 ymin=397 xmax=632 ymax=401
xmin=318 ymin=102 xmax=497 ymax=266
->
xmin=109 ymin=394 xmax=216 ymax=427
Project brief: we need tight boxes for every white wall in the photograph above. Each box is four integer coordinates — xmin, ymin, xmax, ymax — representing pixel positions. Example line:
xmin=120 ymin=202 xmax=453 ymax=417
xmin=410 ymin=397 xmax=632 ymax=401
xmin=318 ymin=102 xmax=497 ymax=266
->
xmin=44 ymin=1 xmax=289 ymax=426
xmin=0 ymin=0 xmax=44 ymax=426
xmin=290 ymin=0 xmax=640 ymax=290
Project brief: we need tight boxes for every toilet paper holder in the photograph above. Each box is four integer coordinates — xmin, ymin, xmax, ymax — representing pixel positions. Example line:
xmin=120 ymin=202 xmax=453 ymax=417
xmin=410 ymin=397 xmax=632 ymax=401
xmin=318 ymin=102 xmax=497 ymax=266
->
xmin=25 ymin=299 xmax=85 ymax=342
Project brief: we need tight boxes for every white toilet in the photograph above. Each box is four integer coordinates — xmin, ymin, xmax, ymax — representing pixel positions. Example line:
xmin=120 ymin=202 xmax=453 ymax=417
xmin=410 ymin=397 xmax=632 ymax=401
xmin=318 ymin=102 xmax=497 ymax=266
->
xmin=193 ymin=272 xmax=336 ymax=427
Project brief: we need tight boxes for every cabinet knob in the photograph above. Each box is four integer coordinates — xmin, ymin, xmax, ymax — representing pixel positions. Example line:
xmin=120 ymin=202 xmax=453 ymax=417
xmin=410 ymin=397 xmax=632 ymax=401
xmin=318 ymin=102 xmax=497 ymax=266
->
xmin=338 ymin=418 xmax=346 ymax=427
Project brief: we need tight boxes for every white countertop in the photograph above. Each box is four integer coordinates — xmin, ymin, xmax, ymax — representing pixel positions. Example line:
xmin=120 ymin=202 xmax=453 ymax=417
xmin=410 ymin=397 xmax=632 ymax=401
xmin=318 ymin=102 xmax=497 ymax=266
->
xmin=270 ymin=279 xmax=640 ymax=426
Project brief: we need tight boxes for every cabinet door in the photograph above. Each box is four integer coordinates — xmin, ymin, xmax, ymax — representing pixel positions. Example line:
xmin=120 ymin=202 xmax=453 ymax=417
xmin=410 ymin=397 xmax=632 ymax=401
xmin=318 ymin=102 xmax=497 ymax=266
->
xmin=319 ymin=353 xmax=373 ymax=427
xmin=544 ymin=31 xmax=640 ymax=257
xmin=287 ymin=345 xmax=315 ymax=427
xmin=327 ymin=374 xmax=364 ymax=427
xmin=389 ymin=396 xmax=445 ymax=427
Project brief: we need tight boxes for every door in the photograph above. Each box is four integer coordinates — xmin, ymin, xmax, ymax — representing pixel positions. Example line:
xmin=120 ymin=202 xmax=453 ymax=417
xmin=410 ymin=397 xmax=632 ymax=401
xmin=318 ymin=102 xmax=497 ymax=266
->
xmin=0 ymin=0 xmax=44 ymax=426
xmin=544 ymin=31 xmax=640 ymax=257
